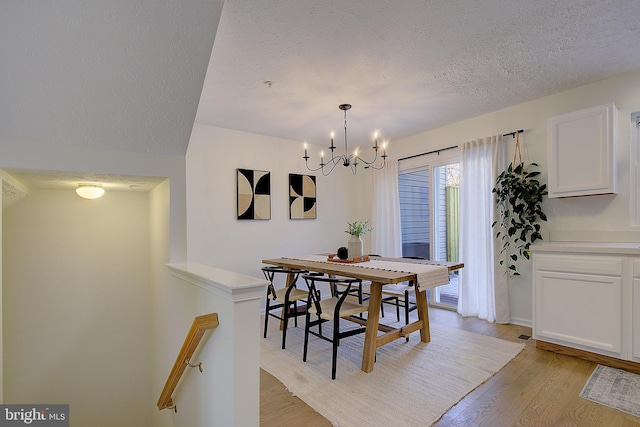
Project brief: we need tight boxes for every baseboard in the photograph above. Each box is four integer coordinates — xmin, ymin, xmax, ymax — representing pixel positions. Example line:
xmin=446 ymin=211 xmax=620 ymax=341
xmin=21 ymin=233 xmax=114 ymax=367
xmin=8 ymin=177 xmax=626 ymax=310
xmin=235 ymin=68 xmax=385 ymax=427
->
xmin=536 ymin=340 xmax=640 ymax=374
xmin=509 ymin=317 xmax=532 ymax=328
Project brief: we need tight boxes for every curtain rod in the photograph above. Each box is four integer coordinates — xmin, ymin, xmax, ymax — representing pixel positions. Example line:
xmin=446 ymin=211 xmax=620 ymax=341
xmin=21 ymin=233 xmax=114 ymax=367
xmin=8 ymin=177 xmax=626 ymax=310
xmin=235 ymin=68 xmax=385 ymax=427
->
xmin=503 ymin=129 xmax=524 ymax=138
xmin=398 ymin=145 xmax=459 ymax=161
xmin=399 ymin=130 xmax=523 ymax=162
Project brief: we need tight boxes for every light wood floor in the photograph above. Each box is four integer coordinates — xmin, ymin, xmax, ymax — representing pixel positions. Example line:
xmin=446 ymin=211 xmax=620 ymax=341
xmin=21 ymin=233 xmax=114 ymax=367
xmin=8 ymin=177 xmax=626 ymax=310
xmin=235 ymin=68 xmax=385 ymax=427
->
xmin=260 ymin=306 xmax=640 ymax=427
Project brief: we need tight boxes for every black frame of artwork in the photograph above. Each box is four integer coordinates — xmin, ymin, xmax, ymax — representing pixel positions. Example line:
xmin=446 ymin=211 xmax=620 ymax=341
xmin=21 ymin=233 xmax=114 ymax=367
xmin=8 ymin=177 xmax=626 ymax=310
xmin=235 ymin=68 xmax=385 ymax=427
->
xmin=237 ymin=168 xmax=271 ymax=220
xmin=289 ymin=173 xmax=316 ymax=219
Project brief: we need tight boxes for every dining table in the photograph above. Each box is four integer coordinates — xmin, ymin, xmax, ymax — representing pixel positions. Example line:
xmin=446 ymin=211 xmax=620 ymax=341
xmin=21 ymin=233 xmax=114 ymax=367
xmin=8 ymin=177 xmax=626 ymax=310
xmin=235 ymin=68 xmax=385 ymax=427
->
xmin=261 ymin=254 xmax=464 ymax=373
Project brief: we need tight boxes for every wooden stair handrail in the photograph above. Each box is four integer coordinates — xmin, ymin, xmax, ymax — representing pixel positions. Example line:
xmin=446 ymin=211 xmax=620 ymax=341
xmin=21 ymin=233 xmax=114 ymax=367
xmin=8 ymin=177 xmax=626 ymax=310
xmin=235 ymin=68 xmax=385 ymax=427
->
xmin=157 ymin=312 xmax=219 ymax=411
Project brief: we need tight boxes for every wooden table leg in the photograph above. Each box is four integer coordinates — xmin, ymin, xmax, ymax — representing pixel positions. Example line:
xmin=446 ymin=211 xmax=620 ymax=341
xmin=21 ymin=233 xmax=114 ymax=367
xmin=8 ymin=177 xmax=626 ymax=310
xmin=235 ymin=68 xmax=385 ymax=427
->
xmin=415 ymin=285 xmax=431 ymax=343
xmin=362 ymin=281 xmax=382 ymax=373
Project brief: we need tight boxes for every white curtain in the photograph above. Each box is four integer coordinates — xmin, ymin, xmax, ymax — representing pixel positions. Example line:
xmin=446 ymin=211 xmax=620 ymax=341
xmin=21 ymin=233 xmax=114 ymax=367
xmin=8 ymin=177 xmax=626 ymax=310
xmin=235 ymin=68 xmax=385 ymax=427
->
xmin=371 ymin=160 xmax=402 ymax=257
xmin=458 ymin=135 xmax=509 ymax=323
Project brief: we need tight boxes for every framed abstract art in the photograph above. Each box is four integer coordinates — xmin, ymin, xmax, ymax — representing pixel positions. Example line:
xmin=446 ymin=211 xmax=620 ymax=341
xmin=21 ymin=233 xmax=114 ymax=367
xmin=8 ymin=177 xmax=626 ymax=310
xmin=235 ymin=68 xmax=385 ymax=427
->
xmin=289 ymin=173 xmax=316 ymax=219
xmin=237 ymin=168 xmax=271 ymax=220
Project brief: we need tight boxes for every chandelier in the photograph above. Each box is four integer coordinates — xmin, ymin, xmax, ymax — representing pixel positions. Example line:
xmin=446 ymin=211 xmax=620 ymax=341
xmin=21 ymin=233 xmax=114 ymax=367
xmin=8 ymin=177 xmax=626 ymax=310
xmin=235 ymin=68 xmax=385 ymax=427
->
xmin=303 ymin=104 xmax=388 ymax=175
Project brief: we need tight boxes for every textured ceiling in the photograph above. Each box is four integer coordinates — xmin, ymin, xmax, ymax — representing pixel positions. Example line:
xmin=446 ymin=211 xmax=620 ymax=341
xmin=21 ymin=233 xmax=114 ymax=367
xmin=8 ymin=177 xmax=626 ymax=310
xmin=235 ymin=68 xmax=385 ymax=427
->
xmin=1 ymin=169 xmax=166 ymax=207
xmin=1 ymin=169 xmax=165 ymax=192
xmin=0 ymin=0 xmax=222 ymax=157
xmin=196 ymin=0 xmax=640 ymax=147
xmin=0 ymin=0 xmax=223 ymax=195
xmin=2 ymin=180 xmax=28 ymax=208
xmin=2 ymin=0 xmax=640 ymax=196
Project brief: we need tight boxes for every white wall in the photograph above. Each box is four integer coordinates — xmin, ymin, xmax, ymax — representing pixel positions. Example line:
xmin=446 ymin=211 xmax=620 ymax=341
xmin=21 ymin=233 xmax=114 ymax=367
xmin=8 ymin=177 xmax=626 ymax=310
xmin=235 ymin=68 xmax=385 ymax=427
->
xmin=149 ymin=179 xmax=175 ymax=427
xmin=157 ymin=264 xmax=265 ymax=427
xmin=3 ymin=189 xmax=152 ymax=426
xmin=0 ymin=142 xmax=183 ymax=423
xmin=186 ymin=124 xmax=371 ymax=281
xmin=0 ymin=184 xmax=3 ymax=404
xmin=0 ymin=141 xmax=187 ymax=263
xmin=389 ymin=69 xmax=640 ymax=325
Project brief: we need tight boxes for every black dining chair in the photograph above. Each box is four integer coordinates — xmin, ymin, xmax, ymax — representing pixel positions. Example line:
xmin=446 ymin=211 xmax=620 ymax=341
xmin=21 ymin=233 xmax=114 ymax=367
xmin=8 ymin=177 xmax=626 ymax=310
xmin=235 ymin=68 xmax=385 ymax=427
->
xmin=262 ymin=266 xmax=309 ymax=349
xmin=379 ymin=256 xmax=427 ymax=340
xmin=302 ymin=274 xmax=368 ymax=379
xmin=365 ymin=254 xmax=401 ymax=322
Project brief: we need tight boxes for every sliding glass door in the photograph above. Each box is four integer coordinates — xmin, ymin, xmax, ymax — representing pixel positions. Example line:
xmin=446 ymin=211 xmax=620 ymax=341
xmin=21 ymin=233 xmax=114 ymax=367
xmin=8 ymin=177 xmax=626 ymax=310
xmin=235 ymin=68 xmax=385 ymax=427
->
xmin=398 ymin=152 xmax=460 ymax=308
xmin=398 ymin=168 xmax=430 ymax=259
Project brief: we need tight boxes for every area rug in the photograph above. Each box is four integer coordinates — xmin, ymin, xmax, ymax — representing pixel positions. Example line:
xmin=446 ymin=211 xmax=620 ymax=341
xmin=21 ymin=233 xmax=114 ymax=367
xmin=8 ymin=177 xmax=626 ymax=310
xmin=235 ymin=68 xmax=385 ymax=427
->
xmin=580 ymin=365 xmax=640 ymax=417
xmin=260 ymin=318 xmax=524 ymax=427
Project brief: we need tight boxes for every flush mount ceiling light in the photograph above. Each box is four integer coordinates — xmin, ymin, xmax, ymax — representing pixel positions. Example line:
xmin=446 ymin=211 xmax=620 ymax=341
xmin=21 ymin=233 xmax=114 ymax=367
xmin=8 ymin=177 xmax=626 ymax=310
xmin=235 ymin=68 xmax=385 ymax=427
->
xmin=303 ymin=104 xmax=388 ymax=176
xmin=76 ymin=184 xmax=105 ymax=199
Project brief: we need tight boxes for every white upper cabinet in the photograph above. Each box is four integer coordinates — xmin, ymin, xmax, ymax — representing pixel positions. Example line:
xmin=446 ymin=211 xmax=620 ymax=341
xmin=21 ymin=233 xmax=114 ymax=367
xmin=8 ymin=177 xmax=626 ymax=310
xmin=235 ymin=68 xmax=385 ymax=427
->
xmin=547 ymin=103 xmax=617 ymax=198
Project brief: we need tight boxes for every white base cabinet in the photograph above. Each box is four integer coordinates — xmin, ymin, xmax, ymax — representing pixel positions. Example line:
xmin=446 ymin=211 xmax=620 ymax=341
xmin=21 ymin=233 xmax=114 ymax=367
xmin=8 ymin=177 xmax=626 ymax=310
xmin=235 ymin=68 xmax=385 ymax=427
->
xmin=533 ymin=243 xmax=640 ymax=363
xmin=633 ymin=259 xmax=640 ymax=362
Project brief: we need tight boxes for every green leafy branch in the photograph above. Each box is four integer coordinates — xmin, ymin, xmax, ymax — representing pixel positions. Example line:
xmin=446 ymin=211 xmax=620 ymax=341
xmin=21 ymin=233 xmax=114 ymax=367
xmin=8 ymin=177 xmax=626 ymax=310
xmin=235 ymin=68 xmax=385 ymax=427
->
xmin=346 ymin=219 xmax=372 ymax=238
xmin=492 ymin=162 xmax=547 ymax=276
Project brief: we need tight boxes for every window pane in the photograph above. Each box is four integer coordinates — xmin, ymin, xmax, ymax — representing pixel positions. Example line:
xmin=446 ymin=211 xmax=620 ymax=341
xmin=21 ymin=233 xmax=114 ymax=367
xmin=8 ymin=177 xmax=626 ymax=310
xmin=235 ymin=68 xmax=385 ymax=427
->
xmin=398 ymin=168 xmax=430 ymax=259
xmin=432 ymin=163 xmax=459 ymax=307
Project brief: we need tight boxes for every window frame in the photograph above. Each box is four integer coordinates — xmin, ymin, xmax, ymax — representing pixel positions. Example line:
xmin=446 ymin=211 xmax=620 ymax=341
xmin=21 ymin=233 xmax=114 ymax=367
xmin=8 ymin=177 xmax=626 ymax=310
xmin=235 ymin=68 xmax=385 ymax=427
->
xmin=398 ymin=149 xmax=461 ymax=309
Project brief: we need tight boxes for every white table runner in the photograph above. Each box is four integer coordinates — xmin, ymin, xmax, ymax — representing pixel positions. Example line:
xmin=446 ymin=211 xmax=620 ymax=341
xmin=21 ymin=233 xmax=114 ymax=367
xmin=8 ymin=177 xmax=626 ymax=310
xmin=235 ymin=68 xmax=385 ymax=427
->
xmin=284 ymin=255 xmax=450 ymax=292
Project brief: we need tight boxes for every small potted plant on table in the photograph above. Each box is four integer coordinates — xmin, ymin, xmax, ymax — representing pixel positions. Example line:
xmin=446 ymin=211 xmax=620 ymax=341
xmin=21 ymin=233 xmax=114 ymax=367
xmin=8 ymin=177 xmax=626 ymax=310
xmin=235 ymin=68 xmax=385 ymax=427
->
xmin=345 ymin=219 xmax=372 ymax=259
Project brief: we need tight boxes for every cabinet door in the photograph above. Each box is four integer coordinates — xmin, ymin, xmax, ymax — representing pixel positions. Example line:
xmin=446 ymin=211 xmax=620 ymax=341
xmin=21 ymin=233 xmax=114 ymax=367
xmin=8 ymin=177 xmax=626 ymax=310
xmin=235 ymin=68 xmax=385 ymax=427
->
xmin=547 ymin=103 xmax=617 ymax=198
xmin=633 ymin=260 xmax=640 ymax=361
xmin=534 ymin=270 xmax=622 ymax=357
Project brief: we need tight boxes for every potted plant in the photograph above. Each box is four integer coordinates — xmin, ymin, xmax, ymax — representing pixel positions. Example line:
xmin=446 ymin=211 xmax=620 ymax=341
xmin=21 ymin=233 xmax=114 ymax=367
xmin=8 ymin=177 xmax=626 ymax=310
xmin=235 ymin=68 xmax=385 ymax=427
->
xmin=345 ymin=219 xmax=372 ymax=259
xmin=492 ymin=162 xmax=547 ymax=276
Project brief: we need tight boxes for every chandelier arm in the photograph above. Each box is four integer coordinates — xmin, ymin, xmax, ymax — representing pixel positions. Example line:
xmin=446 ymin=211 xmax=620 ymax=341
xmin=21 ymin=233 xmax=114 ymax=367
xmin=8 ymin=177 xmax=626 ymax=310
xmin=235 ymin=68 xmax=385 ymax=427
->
xmin=320 ymin=157 xmax=343 ymax=176
xmin=354 ymin=148 xmax=379 ymax=166
xmin=305 ymin=155 xmax=343 ymax=175
xmin=355 ymin=151 xmax=387 ymax=170
xmin=321 ymin=163 xmax=340 ymax=176
xmin=363 ymin=156 xmax=387 ymax=170
xmin=303 ymin=163 xmax=325 ymax=172
xmin=304 ymin=158 xmax=328 ymax=172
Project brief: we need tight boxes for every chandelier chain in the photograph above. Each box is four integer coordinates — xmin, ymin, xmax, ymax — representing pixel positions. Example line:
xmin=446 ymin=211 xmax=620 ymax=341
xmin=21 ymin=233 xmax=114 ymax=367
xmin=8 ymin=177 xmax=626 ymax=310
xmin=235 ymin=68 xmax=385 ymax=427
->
xmin=343 ymin=108 xmax=348 ymax=157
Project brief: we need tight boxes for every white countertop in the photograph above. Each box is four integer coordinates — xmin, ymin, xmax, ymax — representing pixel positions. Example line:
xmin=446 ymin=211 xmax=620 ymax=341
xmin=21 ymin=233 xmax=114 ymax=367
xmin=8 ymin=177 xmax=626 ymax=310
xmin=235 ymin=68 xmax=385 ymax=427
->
xmin=532 ymin=242 xmax=640 ymax=255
